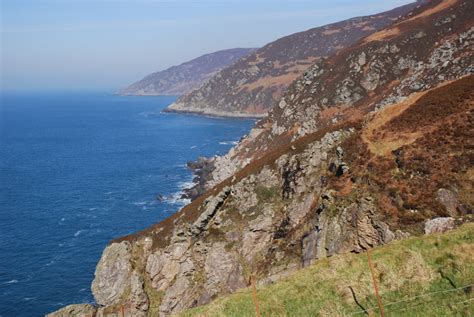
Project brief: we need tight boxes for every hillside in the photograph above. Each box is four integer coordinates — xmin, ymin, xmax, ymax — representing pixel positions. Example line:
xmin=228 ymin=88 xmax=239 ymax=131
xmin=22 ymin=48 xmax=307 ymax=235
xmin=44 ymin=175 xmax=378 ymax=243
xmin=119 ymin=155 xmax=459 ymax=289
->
xmin=203 ymin=0 xmax=474 ymax=190
xmin=103 ymin=73 xmax=472 ymax=316
xmin=180 ymin=223 xmax=474 ymax=316
xmin=118 ymin=48 xmax=256 ymax=96
xmin=165 ymin=2 xmax=418 ymax=117
xmin=49 ymin=0 xmax=473 ymax=316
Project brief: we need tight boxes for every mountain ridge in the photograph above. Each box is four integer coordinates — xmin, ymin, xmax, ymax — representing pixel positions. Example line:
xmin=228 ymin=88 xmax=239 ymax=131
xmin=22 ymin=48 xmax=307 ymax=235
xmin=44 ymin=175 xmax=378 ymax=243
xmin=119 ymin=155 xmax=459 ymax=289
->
xmin=118 ymin=48 xmax=256 ymax=96
xmin=165 ymin=2 xmax=419 ymax=117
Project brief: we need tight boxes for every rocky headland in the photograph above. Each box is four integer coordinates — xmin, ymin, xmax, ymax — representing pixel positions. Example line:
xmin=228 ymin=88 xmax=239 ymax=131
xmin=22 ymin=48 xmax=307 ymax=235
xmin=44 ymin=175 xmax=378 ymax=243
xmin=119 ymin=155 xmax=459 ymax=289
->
xmin=50 ymin=0 xmax=473 ymax=316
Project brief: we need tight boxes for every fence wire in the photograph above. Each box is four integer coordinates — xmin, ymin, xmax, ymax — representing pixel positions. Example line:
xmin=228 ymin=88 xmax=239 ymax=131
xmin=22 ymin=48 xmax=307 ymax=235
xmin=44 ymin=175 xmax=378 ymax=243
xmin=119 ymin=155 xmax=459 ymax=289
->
xmin=349 ymin=283 xmax=474 ymax=316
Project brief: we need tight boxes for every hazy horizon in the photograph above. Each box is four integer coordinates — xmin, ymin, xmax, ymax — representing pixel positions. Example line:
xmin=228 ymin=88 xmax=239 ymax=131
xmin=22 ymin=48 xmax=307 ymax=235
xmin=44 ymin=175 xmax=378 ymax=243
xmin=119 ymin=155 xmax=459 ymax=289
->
xmin=1 ymin=0 xmax=414 ymax=91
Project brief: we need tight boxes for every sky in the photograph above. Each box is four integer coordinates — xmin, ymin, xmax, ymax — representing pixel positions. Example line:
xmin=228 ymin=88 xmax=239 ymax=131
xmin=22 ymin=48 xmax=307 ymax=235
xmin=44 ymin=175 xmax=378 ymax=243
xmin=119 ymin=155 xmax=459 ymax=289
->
xmin=1 ymin=0 xmax=415 ymax=91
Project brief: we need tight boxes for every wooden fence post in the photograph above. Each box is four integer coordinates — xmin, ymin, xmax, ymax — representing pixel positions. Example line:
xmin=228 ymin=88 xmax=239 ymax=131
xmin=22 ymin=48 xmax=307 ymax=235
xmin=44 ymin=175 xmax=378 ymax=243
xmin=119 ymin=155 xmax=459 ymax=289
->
xmin=250 ymin=275 xmax=261 ymax=317
xmin=367 ymin=249 xmax=385 ymax=317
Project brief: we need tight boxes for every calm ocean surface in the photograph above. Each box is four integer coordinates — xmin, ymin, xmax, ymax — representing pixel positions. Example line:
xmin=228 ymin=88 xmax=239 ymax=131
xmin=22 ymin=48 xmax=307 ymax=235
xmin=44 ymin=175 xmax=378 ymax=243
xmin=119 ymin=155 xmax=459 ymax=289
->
xmin=0 ymin=91 xmax=255 ymax=316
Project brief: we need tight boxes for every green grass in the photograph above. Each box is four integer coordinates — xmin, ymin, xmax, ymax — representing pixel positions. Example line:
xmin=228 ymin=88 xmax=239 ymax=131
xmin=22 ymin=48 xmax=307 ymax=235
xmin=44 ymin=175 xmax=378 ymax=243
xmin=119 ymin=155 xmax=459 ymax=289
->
xmin=177 ymin=223 xmax=474 ymax=316
xmin=255 ymin=186 xmax=279 ymax=203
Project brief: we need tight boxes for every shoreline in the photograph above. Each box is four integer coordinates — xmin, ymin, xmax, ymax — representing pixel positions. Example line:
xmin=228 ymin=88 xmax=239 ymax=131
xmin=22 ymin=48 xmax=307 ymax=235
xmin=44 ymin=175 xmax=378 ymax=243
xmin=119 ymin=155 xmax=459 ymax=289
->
xmin=115 ymin=92 xmax=180 ymax=97
xmin=163 ymin=105 xmax=267 ymax=120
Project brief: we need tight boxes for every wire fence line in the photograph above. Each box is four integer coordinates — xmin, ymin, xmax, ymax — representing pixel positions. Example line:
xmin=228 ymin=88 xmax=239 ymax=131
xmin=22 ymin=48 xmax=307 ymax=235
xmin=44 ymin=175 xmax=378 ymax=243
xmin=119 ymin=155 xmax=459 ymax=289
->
xmin=105 ymin=273 xmax=473 ymax=316
xmin=106 ymin=284 xmax=472 ymax=317
xmin=348 ymin=283 xmax=474 ymax=316
xmin=366 ymin=296 xmax=474 ymax=316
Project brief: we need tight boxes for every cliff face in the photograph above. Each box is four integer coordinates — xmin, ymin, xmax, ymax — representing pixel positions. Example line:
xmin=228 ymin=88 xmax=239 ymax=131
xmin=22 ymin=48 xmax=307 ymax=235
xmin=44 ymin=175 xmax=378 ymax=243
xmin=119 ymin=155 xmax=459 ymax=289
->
xmin=87 ymin=75 xmax=472 ymax=316
xmin=118 ymin=48 xmax=256 ymax=96
xmin=49 ymin=0 xmax=474 ymax=316
xmin=165 ymin=2 xmax=418 ymax=117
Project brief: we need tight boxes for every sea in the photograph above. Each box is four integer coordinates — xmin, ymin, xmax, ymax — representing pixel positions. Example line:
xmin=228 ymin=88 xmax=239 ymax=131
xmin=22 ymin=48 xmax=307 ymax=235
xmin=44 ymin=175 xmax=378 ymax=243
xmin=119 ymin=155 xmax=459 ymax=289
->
xmin=0 ymin=91 xmax=255 ymax=316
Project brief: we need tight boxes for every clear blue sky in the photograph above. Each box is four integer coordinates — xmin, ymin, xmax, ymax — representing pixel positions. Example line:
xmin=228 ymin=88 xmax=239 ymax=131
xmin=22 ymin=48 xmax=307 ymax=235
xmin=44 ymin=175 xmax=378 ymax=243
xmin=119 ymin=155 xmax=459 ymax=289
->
xmin=1 ymin=0 xmax=414 ymax=90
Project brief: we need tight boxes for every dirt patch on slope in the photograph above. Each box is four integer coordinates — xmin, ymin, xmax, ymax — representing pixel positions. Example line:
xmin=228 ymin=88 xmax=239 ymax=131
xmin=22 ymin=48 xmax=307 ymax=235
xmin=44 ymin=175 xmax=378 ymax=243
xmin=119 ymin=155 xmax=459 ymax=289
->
xmin=362 ymin=75 xmax=473 ymax=157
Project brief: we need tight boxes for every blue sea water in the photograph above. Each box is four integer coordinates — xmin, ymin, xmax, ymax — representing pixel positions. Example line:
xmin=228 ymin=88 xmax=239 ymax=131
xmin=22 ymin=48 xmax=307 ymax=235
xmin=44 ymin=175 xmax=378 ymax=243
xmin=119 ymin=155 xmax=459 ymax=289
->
xmin=0 ymin=91 xmax=255 ymax=317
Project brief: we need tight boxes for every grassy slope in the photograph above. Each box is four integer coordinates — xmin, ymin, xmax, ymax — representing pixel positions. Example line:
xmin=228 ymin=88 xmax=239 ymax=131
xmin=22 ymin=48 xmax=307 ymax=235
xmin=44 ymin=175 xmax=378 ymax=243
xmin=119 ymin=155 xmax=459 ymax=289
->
xmin=178 ymin=223 xmax=474 ymax=316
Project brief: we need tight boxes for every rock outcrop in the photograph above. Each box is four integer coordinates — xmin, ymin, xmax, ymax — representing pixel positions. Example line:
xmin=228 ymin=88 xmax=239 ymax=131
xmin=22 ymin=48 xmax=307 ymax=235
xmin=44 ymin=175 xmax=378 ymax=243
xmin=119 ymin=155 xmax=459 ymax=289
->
xmin=91 ymin=241 xmax=132 ymax=306
xmin=425 ymin=217 xmax=456 ymax=234
xmin=118 ymin=48 xmax=256 ymax=96
xmin=124 ymin=129 xmax=399 ymax=315
xmin=437 ymin=188 xmax=460 ymax=216
xmin=46 ymin=304 xmax=97 ymax=317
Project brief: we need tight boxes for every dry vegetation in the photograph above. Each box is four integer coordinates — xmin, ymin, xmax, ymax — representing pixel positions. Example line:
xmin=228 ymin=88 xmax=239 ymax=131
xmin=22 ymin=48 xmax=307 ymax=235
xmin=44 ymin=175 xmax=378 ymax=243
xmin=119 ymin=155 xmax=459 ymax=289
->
xmin=363 ymin=0 xmax=458 ymax=43
xmin=344 ymin=75 xmax=474 ymax=231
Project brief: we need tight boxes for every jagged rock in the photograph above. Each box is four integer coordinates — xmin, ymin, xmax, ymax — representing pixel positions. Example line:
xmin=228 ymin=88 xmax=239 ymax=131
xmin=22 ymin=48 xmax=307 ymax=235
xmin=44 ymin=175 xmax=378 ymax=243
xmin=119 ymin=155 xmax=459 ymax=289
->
xmin=302 ymin=196 xmax=395 ymax=266
xmin=146 ymin=242 xmax=189 ymax=291
xmin=272 ymin=122 xmax=286 ymax=135
xmin=281 ymin=158 xmax=303 ymax=199
xmin=288 ymin=194 xmax=316 ymax=226
xmin=231 ymin=181 xmax=259 ymax=211
xmin=358 ymin=52 xmax=367 ymax=67
xmin=302 ymin=230 xmax=319 ymax=267
xmin=203 ymin=242 xmax=246 ymax=299
xmin=46 ymin=304 xmax=97 ymax=317
xmin=437 ymin=188 xmax=459 ymax=216
xmin=334 ymin=78 xmax=363 ymax=105
xmin=191 ymin=187 xmax=231 ymax=236
xmin=424 ymin=217 xmax=456 ymax=234
xmin=91 ymin=241 xmax=132 ymax=306
xmin=361 ymin=67 xmax=382 ymax=91
xmin=159 ymin=272 xmax=191 ymax=316
xmin=242 ymin=207 xmax=275 ymax=262
xmin=130 ymin=271 xmax=149 ymax=316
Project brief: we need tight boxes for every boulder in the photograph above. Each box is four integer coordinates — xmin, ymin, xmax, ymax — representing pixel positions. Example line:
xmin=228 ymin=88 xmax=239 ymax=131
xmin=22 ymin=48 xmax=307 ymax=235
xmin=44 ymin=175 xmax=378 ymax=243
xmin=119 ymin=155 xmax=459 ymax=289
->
xmin=424 ymin=217 xmax=456 ymax=234
xmin=437 ymin=188 xmax=459 ymax=216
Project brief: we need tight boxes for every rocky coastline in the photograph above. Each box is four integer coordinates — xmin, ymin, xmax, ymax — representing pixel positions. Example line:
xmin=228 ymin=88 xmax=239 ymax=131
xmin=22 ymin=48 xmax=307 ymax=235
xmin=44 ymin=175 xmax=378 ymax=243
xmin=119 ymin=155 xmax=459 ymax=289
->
xmin=180 ymin=157 xmax=216 ymax=201
xmin=49 ymin=1 xmax=474 ymax=316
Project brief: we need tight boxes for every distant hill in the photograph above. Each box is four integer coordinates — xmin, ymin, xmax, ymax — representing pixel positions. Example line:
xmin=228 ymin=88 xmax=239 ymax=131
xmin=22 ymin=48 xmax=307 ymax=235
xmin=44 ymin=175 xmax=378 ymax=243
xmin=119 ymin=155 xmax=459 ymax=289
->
xmin=166 ymin=2 xmax=418 ymax=117
xmin=118 ymin=48 xmax=256 ymax=96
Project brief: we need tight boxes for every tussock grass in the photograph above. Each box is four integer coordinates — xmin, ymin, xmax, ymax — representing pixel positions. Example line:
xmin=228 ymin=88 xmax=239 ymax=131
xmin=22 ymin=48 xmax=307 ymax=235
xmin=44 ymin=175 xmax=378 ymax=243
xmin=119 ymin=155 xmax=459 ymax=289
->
xmin=177 ymin=223 xmax=474 ymax=316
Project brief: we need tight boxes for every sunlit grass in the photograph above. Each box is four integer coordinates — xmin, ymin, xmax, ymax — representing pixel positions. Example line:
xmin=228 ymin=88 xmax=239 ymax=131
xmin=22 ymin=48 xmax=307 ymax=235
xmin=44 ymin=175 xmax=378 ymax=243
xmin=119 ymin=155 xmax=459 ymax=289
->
xmin=178 ymin=223 xmax=474 ymax=316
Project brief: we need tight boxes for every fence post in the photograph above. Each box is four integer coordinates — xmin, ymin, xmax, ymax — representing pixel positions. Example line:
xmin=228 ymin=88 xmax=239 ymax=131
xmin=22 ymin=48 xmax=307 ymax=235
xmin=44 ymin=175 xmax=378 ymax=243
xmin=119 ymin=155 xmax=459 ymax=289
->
xmin=250 ymin=275 xmax=261 ymax=317
xmin=367 ymin=249 xmax=385 ymax=317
